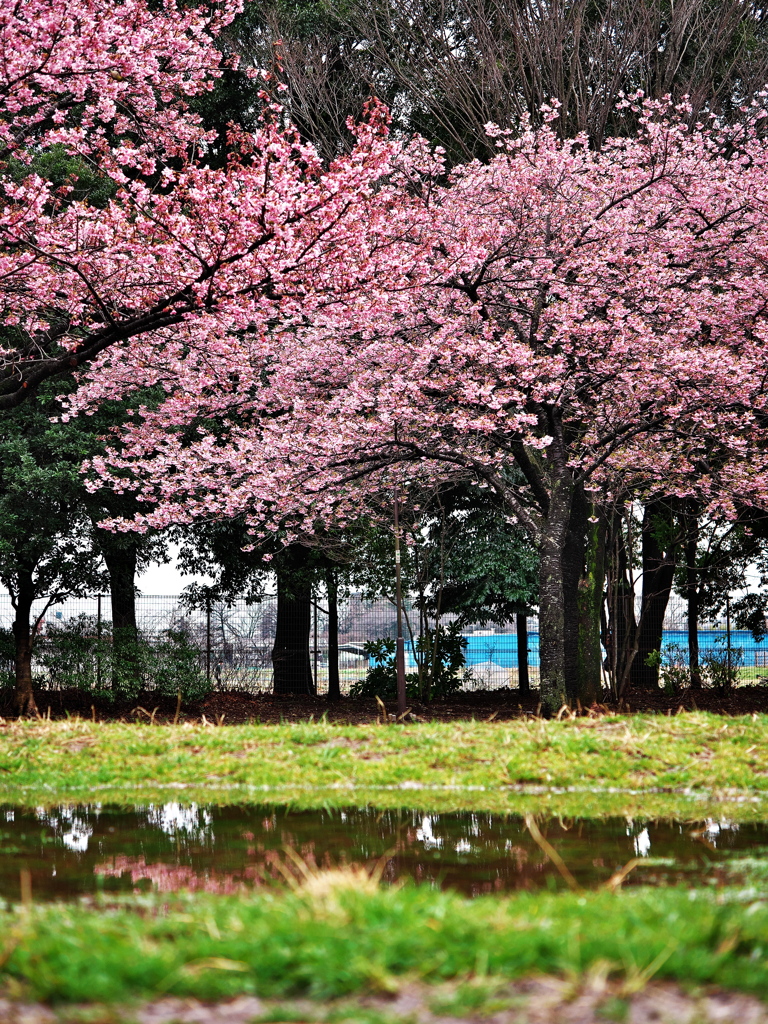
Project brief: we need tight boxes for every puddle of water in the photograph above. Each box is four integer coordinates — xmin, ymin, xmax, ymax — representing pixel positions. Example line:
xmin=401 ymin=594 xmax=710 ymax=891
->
xmin=0 ymin=803 xmax=764 ymax=903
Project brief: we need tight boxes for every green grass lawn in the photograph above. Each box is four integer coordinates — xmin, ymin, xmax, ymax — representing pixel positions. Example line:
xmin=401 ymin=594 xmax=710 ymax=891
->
xmin=1 ymin=712 xmax=767 ymax=818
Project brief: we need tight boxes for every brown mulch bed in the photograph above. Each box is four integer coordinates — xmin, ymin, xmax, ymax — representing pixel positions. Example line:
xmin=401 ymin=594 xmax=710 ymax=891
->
xmin=3 ymin=683 xmax=768 ymax=724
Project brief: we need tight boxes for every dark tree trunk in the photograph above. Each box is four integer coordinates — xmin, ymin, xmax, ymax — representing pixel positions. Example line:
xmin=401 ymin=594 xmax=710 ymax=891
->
xmin=538 ymin=481 xmax=572 ymax=715
xmin=326 ymin=567 xmax=341 ymax=701
xmin=686 ymin=506 xmax=701 ymax=689
xmin=562 ymin=484 xmax=603 ymax=705
xmin=630 ymin=500 xmax=677 ymax=690
xmin=272 ymin=547 xmax=315 ymax=695
xmin=562 ymin=486 xmax=586 ymax=699
xmin=101 ymin=539 xmax=138 ymax=637
xmin=607 ymin=516 xmax=638 ymax=698
xmin=99 ymin=534 xmax=140 ymax=690
xmin=516 ymin=611 xmax=530 ymax=694
xmin=575 ymin=511 xmax=606 ymax=705
xmin=13 ymin=573 xmax=37 ymax=716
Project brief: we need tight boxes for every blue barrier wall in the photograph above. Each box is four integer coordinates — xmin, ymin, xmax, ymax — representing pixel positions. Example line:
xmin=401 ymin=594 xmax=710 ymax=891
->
xmin=402 ymin=629 xmax=766 ymax=670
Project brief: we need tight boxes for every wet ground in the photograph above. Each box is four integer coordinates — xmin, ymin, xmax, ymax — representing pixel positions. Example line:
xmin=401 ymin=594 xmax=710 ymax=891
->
xmin=1 ymin=803 xmax=765 ymax=903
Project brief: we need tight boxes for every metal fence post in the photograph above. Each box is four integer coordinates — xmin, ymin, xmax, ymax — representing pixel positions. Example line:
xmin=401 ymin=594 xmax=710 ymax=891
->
xmin=96 ymin=594 xmax=102 ymax=690
xmin=313 ymin=588 xmax=318 ymax=693
xmin=206 ymin=597 xmax=211 ymax=686
xmin=394 ymin=481 xmax=407 ymax=719
xmin=726 ymin=592 xmax=732 ymax=680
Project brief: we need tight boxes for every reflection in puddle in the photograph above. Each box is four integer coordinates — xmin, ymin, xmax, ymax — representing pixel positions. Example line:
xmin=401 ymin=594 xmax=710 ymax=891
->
xmin=0 ymin=803 xmax=763 ymax=903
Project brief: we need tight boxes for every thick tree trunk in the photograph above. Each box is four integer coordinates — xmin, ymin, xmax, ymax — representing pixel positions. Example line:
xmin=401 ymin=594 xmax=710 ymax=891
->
xmin=685 ymin=509 xmax=701 ymax=689
xmin=630 ymin=500 xmax=677 ymax=690
xmin=326 ymin=567 xmax=341 ymax=701
xmin=562 ymin=485 xmax=604 ymax=705
xmin=100 ymin=536 xmax=140 ymax=689
xmin=101 ymin=539 xmax=138 ymax=638
xmin=272 ymin=548 xmax=315 ymax=695
xmin=516 ymin=612 xmax=530 ymax=694
xmin=538 ymin=483 xmax=572 ymax=715
xmin=13 ymin=575 xmax=37 ymax=716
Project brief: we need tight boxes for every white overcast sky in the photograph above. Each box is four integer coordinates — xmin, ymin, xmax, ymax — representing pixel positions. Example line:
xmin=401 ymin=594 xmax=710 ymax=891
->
xmin=137 ymin=542 xmax=214 ymax=595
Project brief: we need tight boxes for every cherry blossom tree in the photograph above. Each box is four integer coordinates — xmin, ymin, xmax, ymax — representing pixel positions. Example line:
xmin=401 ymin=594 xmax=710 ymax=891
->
xmin=0 ymin=0 xmax=241 ymax=405
xmin=81 ymin=99 xmax=768 ymax=712
xmin=0 ymin=0 xmax=365 ymax=409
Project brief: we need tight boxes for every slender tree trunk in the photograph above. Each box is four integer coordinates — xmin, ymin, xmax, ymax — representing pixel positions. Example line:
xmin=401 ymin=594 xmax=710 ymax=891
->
xmin=538 ymin=483 xmax=572 ymax=715
xmin=607 ymin=511 xmax=638 ymax=697
xmin=630 ymin=500 xmax=677 ymax=690
xmin=13 ymin=573 xmax=37 ymax=716
xmin=516 ymin=611 xmax=530 ymax=694
xmin=326 ymin=567 xmax=341 ymax=701
xmin=272 ymin=547 xmax=315 ymax=695
xmin=685 ymin=507 xmax=701 ymax=689
xmin=575 ymin=511 xmax=605 ymax=705
xmin=562 ymin=486 xmax=586 ymax=699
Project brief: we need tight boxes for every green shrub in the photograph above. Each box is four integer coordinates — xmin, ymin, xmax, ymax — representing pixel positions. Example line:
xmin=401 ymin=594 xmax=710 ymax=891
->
xmin=37 ymin=615 xmax=117 ymax=697
xmin=152 ymin=628 xmax=210 ymax=701
xmin=35 ymin=616 xmax=211 ymax=703
xmin=702 ymin=636 xmax=743 ymax=693
xmin=350 ymin=623 xmax=467 ymax=702
xmin=0 ymin=626 xmax=14 ymax=684
xmin=658 ymin=642 xmax=691 ymax=695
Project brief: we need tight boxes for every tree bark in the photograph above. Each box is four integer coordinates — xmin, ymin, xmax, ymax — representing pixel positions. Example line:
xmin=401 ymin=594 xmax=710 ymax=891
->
xmin=630 ymin=500 xmax=677 ymax=690
xmin=562 ymin=484 xmax=603 ymax=705
xmin=326 ymin=567 xmax=341 ymax=700
xmin=606 ymin=511 xmax=638 ymax=697
xmin=562 ymin=486 xmax=587 ymax=699
xmin=575 ymin=511 xmax=605 ymax=706
xmin=101 ymin=538 xmax=138 ymax=637
xmin=13 ymin=573 xmax=37 ymax=716
xmin=538 ymin=482 xmax=572 ymax=715
xmin=516 ymin=611 xmax=529 ymax=694
xmin=98 ymin=533 xmax=140 ymax=692
xmin=272 ymin=547 xmax=315 ymax=695
xmin=685 ymin=506 xmax=701 ymax=689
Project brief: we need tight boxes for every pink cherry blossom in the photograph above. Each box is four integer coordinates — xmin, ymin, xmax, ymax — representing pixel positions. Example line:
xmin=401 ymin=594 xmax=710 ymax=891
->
xmin=79 ymin=100 xmax=768 ymax=708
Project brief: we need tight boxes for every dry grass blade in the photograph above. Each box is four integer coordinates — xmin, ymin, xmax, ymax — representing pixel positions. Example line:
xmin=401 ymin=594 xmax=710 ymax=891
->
xmin=524 ymin=814 xmax=581 ymax=892
xmin=605 ymin=857 xmax=643 ymax=892
xmin=619 ymin=943 xmax=679 ymax=996
xmin=19 ymin=868 xmax=32 ymax=908
xmin=278 ymin=846 xmax=391 ymax=902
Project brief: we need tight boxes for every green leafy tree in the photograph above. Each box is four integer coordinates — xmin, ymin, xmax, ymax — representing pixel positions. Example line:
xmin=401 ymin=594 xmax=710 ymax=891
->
xmin=0 ymin=386 xmax=108 ymax=713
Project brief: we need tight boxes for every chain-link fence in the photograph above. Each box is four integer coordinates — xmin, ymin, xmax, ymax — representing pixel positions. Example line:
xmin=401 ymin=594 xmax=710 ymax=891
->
xmin=0 ymin=592 xmax=536 ymax=695
xmin=0 ymin=590 xmax=766 ymax=695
